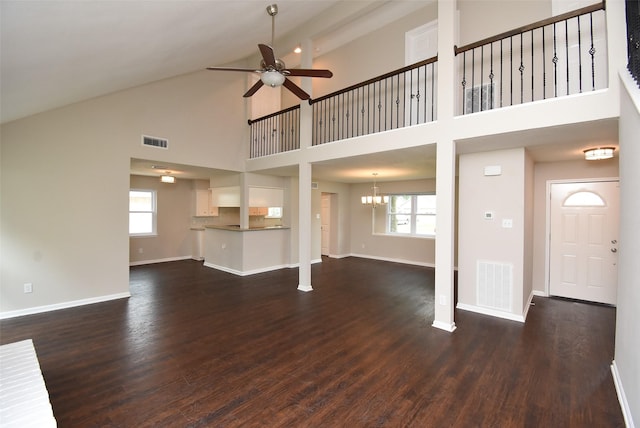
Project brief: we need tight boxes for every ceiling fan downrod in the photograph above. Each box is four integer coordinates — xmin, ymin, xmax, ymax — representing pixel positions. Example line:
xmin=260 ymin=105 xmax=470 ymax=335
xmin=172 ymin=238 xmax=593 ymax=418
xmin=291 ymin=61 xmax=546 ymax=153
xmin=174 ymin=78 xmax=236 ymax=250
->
xmin=266 ymin=4 xmax=278 ymax=47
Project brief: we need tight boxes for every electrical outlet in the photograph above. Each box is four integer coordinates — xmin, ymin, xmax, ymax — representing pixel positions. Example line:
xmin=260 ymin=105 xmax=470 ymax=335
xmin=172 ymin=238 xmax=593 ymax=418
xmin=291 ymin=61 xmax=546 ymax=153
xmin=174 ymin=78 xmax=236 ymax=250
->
xmin=138 ymin=248 xmax=143 ymax=254
xmin=24 ymin=283 xmax=33 ymax=293
xmin=439 ymin=295 xmax=446 ymax=305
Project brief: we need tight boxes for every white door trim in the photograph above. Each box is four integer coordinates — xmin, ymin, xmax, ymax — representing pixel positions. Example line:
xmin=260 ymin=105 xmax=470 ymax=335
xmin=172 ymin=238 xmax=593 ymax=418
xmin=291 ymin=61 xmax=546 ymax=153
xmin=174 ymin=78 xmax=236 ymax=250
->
xmin=544 ymin=177 xmax=620 ymax=297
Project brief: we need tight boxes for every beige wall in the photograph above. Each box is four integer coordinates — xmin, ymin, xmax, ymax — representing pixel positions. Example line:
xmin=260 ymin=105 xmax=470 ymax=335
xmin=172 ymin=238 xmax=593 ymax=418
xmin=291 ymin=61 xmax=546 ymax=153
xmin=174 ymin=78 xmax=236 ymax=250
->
xmin=310 ymin=3 xmax=438 ymax=99
xmin=458 ymin=148 xmax=527 ymax=318
xmin=1 ymin=70 xmax=247 ymax=314
xmin=129 ymin=175 xmax=193 ymax=263
xmin=531 ymin=158 xmax=619 ymax=294
xmin=458 ymin=0 xmax=551 ymax=46
xmin=350 ymin=179 xmax=437 ymax=266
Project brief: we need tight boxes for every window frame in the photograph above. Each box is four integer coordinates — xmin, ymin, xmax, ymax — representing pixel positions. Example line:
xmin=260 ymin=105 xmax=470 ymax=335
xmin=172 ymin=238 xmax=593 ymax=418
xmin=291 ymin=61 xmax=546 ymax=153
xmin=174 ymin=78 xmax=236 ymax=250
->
xmin=129 ymin=188 xmax=157 ymax=237
xmin=385 ymin=193 xmax=436 ymax=237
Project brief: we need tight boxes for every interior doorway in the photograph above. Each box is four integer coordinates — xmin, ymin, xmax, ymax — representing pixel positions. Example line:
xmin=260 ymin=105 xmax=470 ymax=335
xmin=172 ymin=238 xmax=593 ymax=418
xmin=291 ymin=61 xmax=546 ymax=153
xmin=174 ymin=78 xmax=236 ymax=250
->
xmin=321 ymin=193 xmax=331 ymax=256
xmin=547 ymin=179 xmax=619 ymax=305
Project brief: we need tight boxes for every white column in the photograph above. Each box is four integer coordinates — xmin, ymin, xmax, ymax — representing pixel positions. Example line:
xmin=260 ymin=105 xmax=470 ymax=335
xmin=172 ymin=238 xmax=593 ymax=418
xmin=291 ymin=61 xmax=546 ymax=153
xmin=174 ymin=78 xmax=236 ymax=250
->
xmin=433 ymin=0 xmax=457 ymax=332
xmin=297 ymin=38 xmax=314 ymax=292
xmin=298 ymin=161 xmax=313 ymax=292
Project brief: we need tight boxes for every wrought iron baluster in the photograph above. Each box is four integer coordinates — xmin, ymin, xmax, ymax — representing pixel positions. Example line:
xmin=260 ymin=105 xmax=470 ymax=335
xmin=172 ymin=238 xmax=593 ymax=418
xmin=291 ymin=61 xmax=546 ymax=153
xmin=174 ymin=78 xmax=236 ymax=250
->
xmin=461 ymin=51 xmax=467 ymax=115
xmin=565 ymin=20 xmax=569 ymax=95
xmin=553 ymin=22 xmax=558 ymax=97
xmin=578 ymin=15 xmax=583 ymax=93
xmin=519 ymin=33 xmax=524 ymax=104
xmin=542 ymin=26 xmax=546 ymax=100
xmin=589 ymin=12 xmax=596 ymax=91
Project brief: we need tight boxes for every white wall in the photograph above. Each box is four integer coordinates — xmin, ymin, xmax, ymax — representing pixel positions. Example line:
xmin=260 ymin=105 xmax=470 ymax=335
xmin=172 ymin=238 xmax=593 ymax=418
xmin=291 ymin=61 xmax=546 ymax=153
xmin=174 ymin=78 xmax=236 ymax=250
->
xmin=0 ymin=70 xmax=247 ymax=315
xmin=615 ymin=72 xmax=640 ymax=428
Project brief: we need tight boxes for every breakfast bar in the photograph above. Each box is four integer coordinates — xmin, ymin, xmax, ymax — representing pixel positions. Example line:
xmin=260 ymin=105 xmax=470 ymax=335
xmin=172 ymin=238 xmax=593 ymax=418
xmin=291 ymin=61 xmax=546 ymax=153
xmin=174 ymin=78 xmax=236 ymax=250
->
xmin=203 ymin=225 xmax=291 ymax=276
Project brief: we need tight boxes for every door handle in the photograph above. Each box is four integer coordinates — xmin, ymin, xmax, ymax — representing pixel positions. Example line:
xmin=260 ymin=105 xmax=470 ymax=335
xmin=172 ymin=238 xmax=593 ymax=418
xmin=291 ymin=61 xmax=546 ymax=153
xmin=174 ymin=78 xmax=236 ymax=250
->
xmin=611 ymin=248 xmax=617 ymax=253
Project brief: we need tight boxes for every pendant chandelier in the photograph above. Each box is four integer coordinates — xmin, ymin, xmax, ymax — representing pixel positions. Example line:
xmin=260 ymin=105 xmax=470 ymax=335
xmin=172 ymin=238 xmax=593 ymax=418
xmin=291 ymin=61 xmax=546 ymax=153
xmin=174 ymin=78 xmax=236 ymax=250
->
xmin=361 ymin=173 xmax=388 ymax=208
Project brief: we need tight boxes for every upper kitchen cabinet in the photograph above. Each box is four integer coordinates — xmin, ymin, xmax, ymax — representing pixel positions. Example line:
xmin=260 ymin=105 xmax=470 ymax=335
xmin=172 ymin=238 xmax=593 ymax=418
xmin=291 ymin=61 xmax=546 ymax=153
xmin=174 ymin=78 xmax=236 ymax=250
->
xmin=195 ymin=189 xmax=219 ymax=217
xmin=248 ymin=187 xmax=283 ymax=208
xmin=210 ymin=186 xmax=241 ymax=207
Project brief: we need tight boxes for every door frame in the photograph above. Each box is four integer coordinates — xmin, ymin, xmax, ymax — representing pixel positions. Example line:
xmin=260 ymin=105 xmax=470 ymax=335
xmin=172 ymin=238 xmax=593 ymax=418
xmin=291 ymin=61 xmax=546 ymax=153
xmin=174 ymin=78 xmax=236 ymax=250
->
xmin=544 ymin=177 xmax=620 ymax=297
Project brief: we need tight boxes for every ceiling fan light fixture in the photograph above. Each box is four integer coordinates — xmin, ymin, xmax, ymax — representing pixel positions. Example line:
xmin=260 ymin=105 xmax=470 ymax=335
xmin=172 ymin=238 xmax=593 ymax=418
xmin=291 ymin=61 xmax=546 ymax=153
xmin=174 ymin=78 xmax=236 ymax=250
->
xmin=261 ymin=70 xmax=285 ymax=87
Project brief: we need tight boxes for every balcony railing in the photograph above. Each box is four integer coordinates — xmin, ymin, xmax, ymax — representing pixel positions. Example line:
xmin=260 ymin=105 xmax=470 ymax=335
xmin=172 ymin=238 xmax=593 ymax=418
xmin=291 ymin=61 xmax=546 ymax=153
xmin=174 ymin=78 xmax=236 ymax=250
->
xmin=627 ymin=0 xmax=640 ymax=87
xmin=248 ymin=2 xmax=610 ymax=158
xmin=309 ymin=56 xmax=438 ymax=146
xmin=248 ymin=105 xmax=300 ymax=158
xmin=455 ymin=1 xmax=607 ymax=115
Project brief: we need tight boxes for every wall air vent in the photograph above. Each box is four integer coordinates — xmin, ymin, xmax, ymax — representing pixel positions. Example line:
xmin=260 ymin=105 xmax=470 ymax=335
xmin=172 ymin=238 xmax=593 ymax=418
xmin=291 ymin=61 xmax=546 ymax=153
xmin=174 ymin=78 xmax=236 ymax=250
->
xmin=142 ymin=135 xmax=168 ymax=149
xmin=477 ymin=260 xmax=512 ymax=312
xmin=311 ymin=182 xmax=319 ymax=190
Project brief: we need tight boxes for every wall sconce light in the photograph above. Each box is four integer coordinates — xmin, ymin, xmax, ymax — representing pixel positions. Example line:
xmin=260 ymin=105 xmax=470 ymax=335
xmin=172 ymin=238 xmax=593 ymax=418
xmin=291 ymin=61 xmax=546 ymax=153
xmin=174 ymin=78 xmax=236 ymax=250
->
xmin=160 ymin=175 xmax=175 ymax=183
xmin=583 ymin=147 xmax=615 ymax=161
xmin=361 ymin=173 xmax=388 ymax=208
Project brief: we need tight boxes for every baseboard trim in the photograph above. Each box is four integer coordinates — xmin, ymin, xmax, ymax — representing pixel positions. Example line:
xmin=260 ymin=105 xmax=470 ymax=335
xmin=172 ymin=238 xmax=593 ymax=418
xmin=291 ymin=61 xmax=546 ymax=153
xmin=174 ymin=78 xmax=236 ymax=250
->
xmin=328 ymin=254 xmax=350 ymax=259
xmin=522 ymin=290 xmax=535 ymax=321
xmin=432 ymin=320 xmax=457 ymax=332
xmin=297 ymin=284 xmax=313 ymax=292
xmin=349 ymin=253 xmax=436 ymax=268
xmin=0 ymin=292 xmax=131 ymax=320
xmin=203 ymin=262 xmax=290 ymax=276
xmin=129 ymin=256 xmax=192 ymax=266
xmin=611 ymin=360 xmax=636 ymax=428
xmin=533 ymin=290 xmax=548 ymax=297
xmin=456 ymin=302 xmax=526 ymax=323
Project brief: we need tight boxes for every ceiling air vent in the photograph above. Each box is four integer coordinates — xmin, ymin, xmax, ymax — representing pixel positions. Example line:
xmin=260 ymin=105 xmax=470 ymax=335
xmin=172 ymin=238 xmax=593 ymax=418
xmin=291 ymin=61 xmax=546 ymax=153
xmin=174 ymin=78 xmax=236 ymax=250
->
xmin=142 ymin=135 xmax=168 ymax=149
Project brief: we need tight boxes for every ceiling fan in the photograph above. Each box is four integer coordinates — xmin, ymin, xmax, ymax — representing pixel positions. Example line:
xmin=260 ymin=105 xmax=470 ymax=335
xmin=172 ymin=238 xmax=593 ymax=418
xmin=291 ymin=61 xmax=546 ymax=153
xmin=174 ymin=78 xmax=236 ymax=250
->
xmin=206 ymin=4 xmax=333 ymax=100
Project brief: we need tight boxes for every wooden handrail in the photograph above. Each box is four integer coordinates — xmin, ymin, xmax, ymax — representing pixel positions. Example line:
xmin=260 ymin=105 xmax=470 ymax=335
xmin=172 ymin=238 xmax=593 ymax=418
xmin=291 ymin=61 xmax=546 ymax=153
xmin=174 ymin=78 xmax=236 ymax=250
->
xmin=309 ymin=55 xmax=438 ymax=105
xmin=454 ymin=0 xmax=605 ymax=55
xmin=247 ymin=104 xmax=300 ymax=125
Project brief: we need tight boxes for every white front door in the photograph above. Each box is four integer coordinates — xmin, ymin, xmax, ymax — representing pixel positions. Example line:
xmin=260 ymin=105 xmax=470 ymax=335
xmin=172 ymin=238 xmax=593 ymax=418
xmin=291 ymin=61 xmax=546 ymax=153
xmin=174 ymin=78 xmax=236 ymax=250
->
xmin=549 ymin=180 xmax=619 ymax=305
xmin=321 ymin=193 xmax=331 ymax=256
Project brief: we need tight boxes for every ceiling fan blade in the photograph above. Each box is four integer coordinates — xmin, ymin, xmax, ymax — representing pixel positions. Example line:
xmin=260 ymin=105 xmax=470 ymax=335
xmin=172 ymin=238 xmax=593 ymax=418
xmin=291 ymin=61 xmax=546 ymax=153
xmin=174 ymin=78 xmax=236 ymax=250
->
xmin=206 ymin=66 xmax=260 ymax=73
xmin=283 ymin=78 xmax=310 ymax=100
xmin=285 ymin=69 xmax=333 ymax=78
xmin=243 ymin=80 xmax=264 ymax=97
xmin=258 ymin=44 xmax=277 ymax=68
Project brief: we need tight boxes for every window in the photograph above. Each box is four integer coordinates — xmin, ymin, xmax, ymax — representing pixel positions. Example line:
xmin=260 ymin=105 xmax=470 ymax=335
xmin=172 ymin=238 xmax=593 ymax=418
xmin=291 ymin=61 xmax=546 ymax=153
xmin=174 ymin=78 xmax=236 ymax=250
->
xmin=387 ymin=194 xmax=436 ymax=236
xmin=266 ymin=207 xmax=282 ymax=218
xmin=129 ymin=189 xmax=156 ymax=236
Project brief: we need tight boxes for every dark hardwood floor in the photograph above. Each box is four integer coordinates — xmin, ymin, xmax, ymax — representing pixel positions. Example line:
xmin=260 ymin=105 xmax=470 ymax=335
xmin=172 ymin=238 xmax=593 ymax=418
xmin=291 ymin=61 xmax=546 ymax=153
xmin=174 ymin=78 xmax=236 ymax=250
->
xmin=0 ymin=257 xmax=624 ymax=427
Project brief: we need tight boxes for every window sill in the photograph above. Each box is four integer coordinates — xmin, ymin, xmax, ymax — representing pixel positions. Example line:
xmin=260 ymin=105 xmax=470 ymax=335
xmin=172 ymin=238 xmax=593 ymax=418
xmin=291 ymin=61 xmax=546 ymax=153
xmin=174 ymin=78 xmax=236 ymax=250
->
xmin=372 ymin=233 xmax=435 ymax=240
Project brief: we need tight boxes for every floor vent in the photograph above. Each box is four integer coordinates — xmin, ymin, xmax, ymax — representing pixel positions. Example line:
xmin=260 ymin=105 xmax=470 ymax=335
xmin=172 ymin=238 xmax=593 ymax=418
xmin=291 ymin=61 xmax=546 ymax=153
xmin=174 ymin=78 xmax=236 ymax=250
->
xmin=142 ymin=135 xmax=168 ymax=149
xmin=477 ymin=260 xmax=512 ymax=312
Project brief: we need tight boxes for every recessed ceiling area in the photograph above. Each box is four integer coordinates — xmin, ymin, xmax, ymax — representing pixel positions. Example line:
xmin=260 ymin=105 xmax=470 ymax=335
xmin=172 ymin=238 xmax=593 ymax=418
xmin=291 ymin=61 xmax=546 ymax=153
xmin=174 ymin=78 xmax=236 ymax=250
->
xmin=130 ymin=158 xmax=238 ymax=181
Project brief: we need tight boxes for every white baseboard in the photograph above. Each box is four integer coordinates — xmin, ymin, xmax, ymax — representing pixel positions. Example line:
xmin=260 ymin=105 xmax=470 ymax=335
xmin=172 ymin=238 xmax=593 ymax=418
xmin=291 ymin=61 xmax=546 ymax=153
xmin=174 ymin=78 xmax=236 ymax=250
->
xmin=203 ymin=262 xmax=291 ymax=276
xmin=611 ymin=360 xmax=636 ymax=428
xmin=432 ymin=320 xmax=457 ymax=332
xmin=297 ymin=284 xmax=313 ymax=292
xmin=129 ymin=256 xmax=192 ymax=266
xmin=349 ymin=253 xmax=435 ymax=268
xmin=327 ymin=254 xmax=350 ymax=259
xmin=521 ymin=290 xmax=535 ymax=321
xmin=0 ymin=292 xmax=131 ymax=320
xmin=533 ymin=290 xmax=548 ymax=297
xmin=456 ymin=302 xmax=526 ymax=323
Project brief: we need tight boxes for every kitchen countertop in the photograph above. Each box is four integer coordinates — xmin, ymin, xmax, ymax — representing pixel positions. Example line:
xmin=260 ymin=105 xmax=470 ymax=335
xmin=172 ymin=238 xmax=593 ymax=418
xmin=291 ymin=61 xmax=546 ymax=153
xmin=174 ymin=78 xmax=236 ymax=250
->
xmin=204 ymin=225 xmax=289 ymax=232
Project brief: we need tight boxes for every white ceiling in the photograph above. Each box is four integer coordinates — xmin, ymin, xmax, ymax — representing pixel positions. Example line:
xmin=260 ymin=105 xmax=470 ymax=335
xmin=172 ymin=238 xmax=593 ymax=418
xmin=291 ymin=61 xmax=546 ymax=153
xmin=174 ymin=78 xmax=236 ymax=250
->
xmin=4 ymin=1 xmax=620 ymax=184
